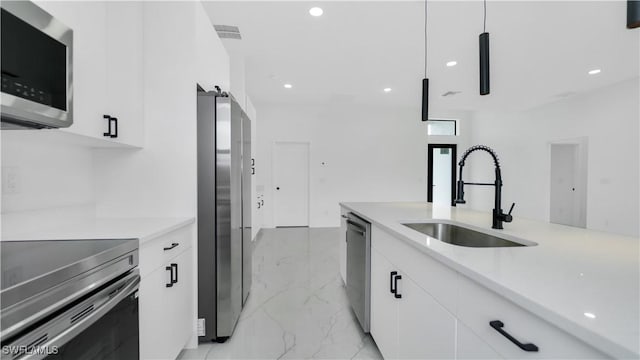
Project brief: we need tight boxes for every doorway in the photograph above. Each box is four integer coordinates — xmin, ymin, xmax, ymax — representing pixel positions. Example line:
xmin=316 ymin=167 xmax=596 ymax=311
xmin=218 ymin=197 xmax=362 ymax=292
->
xmin=273 ymin=141 xmax=310 ymax=227
xmin=550 ymin=140 xmax=587 ymax=228
xmin=427 ymin=144 xmax=457 ymax=206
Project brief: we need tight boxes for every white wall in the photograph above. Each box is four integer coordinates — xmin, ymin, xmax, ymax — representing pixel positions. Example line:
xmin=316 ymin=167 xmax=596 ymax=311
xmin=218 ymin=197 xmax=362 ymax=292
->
xmin=93 ymin=2 xmax=227 ymax=219
xmin=257 ymin=104 xmax=467 ymax=228
xmin=1 ymin=131 xmax=95 ymax=214
xmin=463 ymin=78 xmax=639 ymax=237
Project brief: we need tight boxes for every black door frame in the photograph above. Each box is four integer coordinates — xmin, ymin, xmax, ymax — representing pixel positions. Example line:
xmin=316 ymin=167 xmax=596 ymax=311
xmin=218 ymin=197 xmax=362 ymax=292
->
xmin=427 ymin=144 xmax=457 ymax=206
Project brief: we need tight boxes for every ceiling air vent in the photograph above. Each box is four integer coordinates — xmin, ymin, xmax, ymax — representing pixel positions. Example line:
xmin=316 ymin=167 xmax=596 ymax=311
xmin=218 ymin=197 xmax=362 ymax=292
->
xmin=441 ymin=91 xmax=461 ymax=97
xmin=214 ymin=25 xmax=242 ymax=40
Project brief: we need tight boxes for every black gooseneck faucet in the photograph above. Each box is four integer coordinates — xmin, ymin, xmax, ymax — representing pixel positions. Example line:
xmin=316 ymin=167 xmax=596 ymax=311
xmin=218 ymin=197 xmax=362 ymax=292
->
xmin=455 ymin=145 xmax=515 ymax=229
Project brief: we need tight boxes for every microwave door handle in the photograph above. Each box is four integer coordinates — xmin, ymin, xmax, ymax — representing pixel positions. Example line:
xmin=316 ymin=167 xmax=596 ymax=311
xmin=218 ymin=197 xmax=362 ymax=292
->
xmin=26 ymin=274 xmax=140 ymax=358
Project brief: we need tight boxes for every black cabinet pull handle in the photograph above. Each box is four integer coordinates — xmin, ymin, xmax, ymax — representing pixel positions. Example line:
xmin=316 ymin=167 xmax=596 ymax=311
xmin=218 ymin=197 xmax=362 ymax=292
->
xmin=390 ymin=271 xmax=397 ymax=294
xmin=103 ymin=115 xmax=112 ymax=137
xmin=102 ymin=115 xmax=118 ymax=138
xmin=251 ymin=158 xmax=255 ymax=166
xmin=252 ymin=167 xmax=255 ymax=175
xmin=163 ymin=243 xmax=179 ymax=251
xmin=165 ymin=266 xmax=173 ymax=287
xmin=393 ymin=275 xmax=402 ymax=298
xmin=171 ymin=263 xmax=178 ymax=284
xmin=489 ymin=320 xmax=538 ymax=352
xmin=111 ymin=117 xmax=118 ymax=138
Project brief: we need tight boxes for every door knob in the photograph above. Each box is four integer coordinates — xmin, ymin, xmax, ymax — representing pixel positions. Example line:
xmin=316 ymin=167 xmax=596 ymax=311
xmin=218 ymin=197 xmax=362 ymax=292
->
xmin=276 ymin=187 xmax=280 ymax=190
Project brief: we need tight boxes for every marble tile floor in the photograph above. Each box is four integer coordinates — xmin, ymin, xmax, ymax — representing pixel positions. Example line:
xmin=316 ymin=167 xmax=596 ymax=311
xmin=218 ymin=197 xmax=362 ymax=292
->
xmin=178 ymin=227 xmax=382 ymax=360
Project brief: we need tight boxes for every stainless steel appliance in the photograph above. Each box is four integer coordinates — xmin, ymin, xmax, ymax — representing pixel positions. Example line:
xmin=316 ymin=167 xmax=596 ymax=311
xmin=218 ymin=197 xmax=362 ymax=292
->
xmin=346 ymin=213 xmax=371 ymax=333
xmin=197 ymin=89 xmax=252 ymax=342
xmin=0 ymin=239 xmax=139 ymax=359
xmin=1 ymin=1 xmax=73 ymax=129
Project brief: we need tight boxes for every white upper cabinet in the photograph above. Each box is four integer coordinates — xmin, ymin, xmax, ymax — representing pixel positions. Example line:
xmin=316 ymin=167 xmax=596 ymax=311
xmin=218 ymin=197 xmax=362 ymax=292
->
xmin=104 ymin=2 xmax=144 ymax=147
xmin=33 ymin=1 xmax=143 ymax=147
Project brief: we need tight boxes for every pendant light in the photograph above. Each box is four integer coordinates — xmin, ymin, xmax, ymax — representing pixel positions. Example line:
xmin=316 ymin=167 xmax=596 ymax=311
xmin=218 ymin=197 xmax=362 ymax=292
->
xmin=421 ymin=0 xmax=429 ymax=121
xmin=479 ymin=0 xmax=490 ymax=95
xmin=629 ymin=0 xmax=640 ymax=28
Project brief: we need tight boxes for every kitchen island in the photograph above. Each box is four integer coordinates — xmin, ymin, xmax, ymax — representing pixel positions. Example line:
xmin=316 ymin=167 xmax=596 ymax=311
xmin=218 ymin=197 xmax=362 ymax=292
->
xmin=340 ymin=202 xmax=639 ymax=359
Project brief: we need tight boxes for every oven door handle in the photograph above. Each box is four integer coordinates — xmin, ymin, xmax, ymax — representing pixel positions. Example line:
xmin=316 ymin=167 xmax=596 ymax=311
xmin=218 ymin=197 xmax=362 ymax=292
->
xmin=23 ymin=272 xmax=140 ymax=360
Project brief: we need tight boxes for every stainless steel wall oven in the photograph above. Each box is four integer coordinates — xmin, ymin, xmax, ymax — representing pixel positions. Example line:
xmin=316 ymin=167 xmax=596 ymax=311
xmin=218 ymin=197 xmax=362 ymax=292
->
xmin=1 ymin=239 xmax=139 ymax=360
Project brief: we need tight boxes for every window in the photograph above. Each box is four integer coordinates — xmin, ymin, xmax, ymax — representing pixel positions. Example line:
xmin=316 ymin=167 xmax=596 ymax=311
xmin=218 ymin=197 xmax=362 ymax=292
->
xmin=427 ymin=120 xmax=457 ymax=136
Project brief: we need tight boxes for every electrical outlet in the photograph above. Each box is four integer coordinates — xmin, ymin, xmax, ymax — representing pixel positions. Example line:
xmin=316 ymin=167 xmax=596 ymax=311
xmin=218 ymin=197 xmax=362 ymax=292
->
xmin=197 ymin=318 xmax=205 ymax=336
xmin=2 ymin=167 xmax=20 ymax=195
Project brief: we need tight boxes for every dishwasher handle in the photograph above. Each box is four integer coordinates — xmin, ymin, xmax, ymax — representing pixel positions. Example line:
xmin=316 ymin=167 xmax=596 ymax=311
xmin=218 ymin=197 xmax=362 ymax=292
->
xmin=346 ymin=220 xmax=366 ymax=235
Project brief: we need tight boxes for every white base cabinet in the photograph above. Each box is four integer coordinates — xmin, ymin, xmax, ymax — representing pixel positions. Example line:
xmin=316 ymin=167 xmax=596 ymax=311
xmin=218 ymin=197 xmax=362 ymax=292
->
xmin=370 ymin=248 xmax=456 ymax=359
xmin=139 ymin=226 xmax=194 ymax=360
xmin=366 ymin=222 xmax=611 ymax=360
xmin=456 ymin=320 xmax=503 ymax=359
xmin=370 ymin=250 xmax=400 ymax=358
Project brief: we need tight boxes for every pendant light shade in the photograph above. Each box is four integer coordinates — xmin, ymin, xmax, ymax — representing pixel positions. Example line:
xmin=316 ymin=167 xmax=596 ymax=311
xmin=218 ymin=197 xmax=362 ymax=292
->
xmin=629 ymin=0 xmax=640 ymax=28
xmin=422 ymin=78 xmax=429 ymax=121
xmin=479 ymin=32 xmax=490 ymax=95
xmin=421 ymin=0 xmax=429 ymax=121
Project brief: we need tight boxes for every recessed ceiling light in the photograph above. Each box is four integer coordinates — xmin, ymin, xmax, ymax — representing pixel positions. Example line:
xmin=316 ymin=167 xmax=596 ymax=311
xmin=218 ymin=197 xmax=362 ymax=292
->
xmin=309 ymin=7 xmax=323 ymax=17
xmin=588 ymin=69 xmax=601 ymax=75
xmin=446 ymin=61 xmax=457 ymax=67
xmin=584 ymin=312 xmax=596 ymax=319
xmin=383 ymin=88 xmax=392 ymax=93
xmin=284 ymin=84 xmax=292 ymax=89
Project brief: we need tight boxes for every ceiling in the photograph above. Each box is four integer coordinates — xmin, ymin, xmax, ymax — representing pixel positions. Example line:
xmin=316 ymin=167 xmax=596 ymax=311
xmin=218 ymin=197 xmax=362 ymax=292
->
xmin=203 ymin=1 xmax=639 ymax=112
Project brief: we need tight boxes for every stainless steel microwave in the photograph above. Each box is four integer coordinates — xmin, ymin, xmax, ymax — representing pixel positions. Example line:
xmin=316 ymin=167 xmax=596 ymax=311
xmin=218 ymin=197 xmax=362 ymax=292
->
xmin=1 ymin=1 xmax=73 ymax=129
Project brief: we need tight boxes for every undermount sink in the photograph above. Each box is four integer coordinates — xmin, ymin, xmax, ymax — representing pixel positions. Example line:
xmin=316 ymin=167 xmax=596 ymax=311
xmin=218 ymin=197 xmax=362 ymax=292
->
xmin=402 ymin=222 xmax=536 ymax=248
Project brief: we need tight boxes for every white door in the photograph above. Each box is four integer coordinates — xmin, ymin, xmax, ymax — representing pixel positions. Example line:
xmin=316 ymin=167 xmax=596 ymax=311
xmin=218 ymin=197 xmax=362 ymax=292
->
xmin=273 ymin=142 xmax=309 ymax=227
xmin=432 ymin=148 xmax=453 ymax=205
xmin=550 ymin=144 xmax=584 ymax=227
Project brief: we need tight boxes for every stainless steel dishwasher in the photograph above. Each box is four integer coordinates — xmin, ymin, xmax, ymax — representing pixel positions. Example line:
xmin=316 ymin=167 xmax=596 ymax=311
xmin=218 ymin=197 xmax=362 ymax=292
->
xmin=345 ymin=213 xmax=371 ymax=333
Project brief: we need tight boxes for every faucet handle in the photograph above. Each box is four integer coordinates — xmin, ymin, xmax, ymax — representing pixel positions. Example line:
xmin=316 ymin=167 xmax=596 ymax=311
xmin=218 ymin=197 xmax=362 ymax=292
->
xmin=503 ymin=203 xmax=515 ymax=223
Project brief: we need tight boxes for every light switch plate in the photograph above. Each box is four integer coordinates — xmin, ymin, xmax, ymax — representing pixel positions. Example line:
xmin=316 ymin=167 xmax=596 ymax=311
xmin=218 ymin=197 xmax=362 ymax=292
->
xmin=2 ymin=166 xmax=20 ymax=195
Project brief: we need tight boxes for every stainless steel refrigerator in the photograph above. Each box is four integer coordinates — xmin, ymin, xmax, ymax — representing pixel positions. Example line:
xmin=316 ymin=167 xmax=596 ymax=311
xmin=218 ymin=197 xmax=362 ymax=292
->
xmin=197 ymin=89 xmax=252 ymax=342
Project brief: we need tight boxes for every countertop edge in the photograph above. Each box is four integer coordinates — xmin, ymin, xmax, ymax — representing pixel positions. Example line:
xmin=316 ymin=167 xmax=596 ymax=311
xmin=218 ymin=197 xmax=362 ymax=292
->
xmin=137 ymin=217 xmax=196 ymax=244
xmin=340 ymin=202 xmax=638 ymax=359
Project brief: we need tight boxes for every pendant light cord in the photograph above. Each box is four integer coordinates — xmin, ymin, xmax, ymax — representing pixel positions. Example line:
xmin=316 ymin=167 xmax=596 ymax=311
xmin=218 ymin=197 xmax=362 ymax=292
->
xmin=483 ymin=0 xmax=487 ymax=33
xmin=424 ymin=0 xmax=428 ymax=77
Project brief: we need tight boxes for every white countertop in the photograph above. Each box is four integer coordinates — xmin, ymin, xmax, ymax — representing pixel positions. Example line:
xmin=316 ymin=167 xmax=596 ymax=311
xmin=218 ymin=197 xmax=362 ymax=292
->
xmin=1 ymin=216 xmax=195 ymax=244
xmin=340 ymin=202 xmax=639 ymax=359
